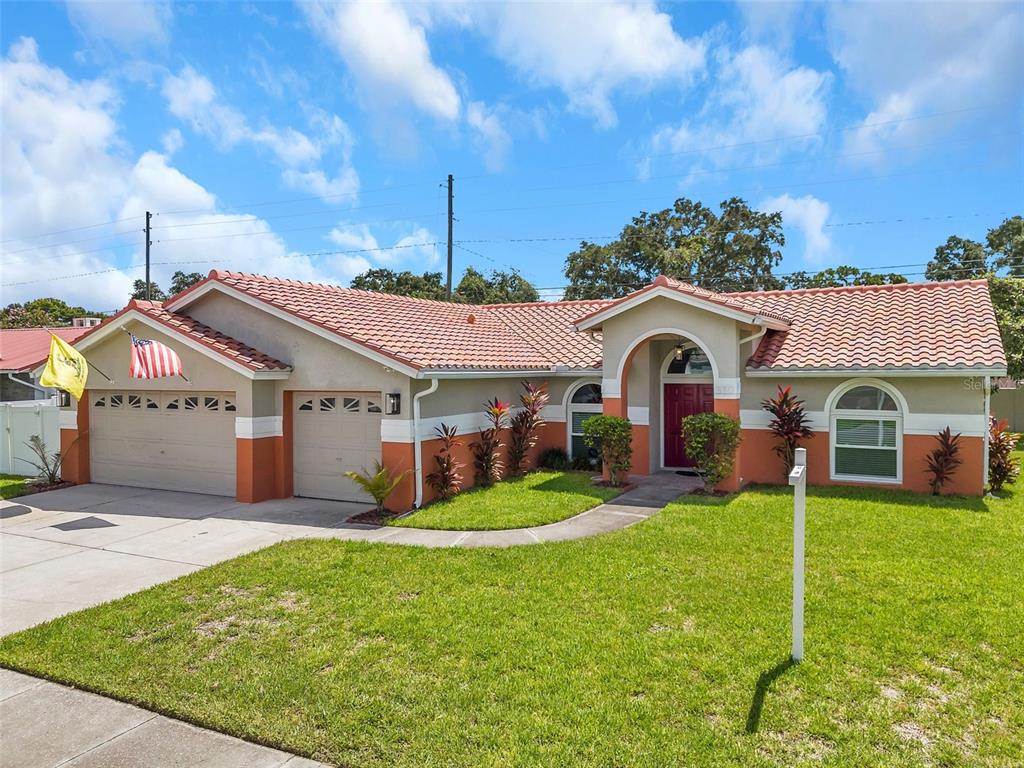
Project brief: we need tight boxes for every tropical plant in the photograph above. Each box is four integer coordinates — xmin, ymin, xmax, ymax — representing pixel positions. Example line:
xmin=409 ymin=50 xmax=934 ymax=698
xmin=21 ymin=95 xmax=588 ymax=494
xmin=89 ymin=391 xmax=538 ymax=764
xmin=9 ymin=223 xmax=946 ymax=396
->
xmin=344 ymin=461 xmax=410 ymax=513
xmin=470 ymin=398 xmax=510 ymax=486
xmin=21 ymin=435 xmax=66 ymax=485
xmin=507 ymin=381 xmax=549 ymax=475
xmin=760 ymin=385 xmax=814 ymax=478
xmin=681 ymin=412 xmax=742 ymax=492
xmin=581 ymin=415 xmax=632 ymax=484
xmin=924 ymin=427 xmax=963 ymax=495
xmin=988 ymin=418 xmax=1020 ymax=493
xmin=426 ymin=424 xmax=465 ymax=501
xmin=538 ymin=446 xmax=569 ymax=470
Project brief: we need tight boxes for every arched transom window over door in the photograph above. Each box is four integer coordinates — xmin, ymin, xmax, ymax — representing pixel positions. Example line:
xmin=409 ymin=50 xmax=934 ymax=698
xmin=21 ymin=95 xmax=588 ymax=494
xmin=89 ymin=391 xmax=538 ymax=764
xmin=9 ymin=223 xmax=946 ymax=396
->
xmin=568 ymin=382 xmax=602 ymax=463
xmin=830 ymin=383 xmax=903 ymax=484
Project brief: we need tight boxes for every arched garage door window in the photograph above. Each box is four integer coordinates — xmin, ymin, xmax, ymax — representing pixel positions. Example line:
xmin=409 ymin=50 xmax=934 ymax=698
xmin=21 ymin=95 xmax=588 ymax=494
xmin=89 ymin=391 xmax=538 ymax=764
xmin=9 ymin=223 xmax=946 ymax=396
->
xmin=830 ymin=383 xmax=903 ymax=484
xmin=568 ymin=382 xmax=602 ymax=463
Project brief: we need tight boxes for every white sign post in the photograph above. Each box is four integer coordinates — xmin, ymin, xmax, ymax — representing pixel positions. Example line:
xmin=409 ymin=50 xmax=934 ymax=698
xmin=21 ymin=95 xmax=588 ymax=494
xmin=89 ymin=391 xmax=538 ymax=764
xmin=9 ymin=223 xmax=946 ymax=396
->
xmin=788 ymin=447 xmax=807 ymax=662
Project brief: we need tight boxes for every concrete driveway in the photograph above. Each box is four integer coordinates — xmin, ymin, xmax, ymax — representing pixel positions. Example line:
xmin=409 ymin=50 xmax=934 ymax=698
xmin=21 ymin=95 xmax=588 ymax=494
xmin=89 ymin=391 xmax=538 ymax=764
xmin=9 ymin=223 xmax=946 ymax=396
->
xmin=0 ymin=484 xmax=367 ymax=635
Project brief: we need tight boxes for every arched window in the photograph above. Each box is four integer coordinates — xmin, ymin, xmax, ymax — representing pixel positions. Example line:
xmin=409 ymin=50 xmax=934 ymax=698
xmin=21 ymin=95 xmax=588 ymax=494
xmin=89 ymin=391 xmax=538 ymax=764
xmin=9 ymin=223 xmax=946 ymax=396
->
xmin=830 ymin=382 xmax=903 ymax=483
xmin=567 ymin=381 xmax=602 ymax=463
xmin=665 ymin=348 xmax=713 ymax=376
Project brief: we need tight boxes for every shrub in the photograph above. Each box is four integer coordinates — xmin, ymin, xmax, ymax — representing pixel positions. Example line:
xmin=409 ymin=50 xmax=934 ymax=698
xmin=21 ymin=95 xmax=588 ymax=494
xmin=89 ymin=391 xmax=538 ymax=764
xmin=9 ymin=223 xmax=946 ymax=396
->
xmin=571 ymin=455 xmax=595 ymax=471
xmin=988 ymin=417 xmax=1020 ymax=493
xmin=760 ymin=385 xmax=814 ymax=478
xmin=924 ymin=427 xmax=963 ymax=495
xmin=680 ymin=412 xmax=742 ymax=492
xmin=507 ymin=381 xmax=549 ymax=475
xmin=426 ymin=424 xmax=464 ymax=501
xmin=344 ymin=461 xmax=410 ymax=513
xmin=581 ymin=415 xmax=632 ymax=484
xmin=538 ymin=446 xmax=569 ymax=470
xmin=22 ymin=435 xmax=67 ymax=485
xmin=471 ymin=398 xmax=510 ymax=486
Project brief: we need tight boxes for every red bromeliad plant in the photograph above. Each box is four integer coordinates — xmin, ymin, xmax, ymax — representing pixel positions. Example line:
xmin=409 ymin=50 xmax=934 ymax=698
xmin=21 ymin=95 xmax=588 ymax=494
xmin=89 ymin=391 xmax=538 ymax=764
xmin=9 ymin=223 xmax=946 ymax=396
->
xmin=426 ymin=423 xmax=464 ymax=501
xmin=988 ymin=417 xmax=1020 ymax=493
xmin=760 ymin=385 xmax=814 ymax=478
xmin=507 ymin=381 xmax=550 ymax=475
xmin=924 ymin=427 xmax=963 ymax=495
xmin=471 ymin=398 xmax=510 ymax=486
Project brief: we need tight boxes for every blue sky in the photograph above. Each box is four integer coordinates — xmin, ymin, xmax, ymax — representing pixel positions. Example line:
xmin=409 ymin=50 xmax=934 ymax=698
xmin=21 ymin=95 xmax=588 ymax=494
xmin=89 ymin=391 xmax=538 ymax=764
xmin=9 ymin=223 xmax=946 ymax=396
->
xmin=2 ymin=1 xmax=1021 ymax=309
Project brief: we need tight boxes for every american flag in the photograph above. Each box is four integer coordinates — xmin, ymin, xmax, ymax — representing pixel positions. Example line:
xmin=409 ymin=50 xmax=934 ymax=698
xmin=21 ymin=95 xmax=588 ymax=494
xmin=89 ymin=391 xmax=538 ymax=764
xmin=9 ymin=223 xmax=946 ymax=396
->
xmin=129 ymin=334 xmax=184 ymax=379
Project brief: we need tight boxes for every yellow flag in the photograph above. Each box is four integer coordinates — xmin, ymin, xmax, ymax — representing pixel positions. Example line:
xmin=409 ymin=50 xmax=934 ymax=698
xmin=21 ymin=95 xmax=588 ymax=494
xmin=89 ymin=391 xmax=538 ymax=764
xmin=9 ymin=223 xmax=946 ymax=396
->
xmin=39 ymin=334 xmax=89 ymax=400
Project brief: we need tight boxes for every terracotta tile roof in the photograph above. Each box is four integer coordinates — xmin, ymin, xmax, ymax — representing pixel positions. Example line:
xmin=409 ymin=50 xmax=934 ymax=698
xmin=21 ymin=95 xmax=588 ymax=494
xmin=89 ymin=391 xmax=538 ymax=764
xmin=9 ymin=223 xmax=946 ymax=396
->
xmin=0 ymin=327 xmax=90 ymax=372
xmin=73 ymin=300 xmax=291 ymax=374
xmin=730 ymin=279 xmax=1006 ymax=371
xmin=573 ymin=274 xmax=792 ymax=327
xmin=207 ymin=271 xmax=609 ymax=370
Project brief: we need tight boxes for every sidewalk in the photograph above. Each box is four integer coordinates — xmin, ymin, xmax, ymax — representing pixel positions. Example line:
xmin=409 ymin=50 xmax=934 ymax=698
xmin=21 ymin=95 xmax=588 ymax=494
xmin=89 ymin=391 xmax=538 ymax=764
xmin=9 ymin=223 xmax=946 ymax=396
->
xmin=0 ymin=669 xmax=328 ymax=768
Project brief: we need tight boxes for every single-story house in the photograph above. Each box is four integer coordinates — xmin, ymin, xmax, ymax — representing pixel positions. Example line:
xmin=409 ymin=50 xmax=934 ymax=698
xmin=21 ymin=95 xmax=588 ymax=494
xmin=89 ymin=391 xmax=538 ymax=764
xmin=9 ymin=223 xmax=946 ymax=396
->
xmin=53 ymin=270 xmax=1006 ymax=506
xmin=0 ymin=325 xmax=93 ymax=401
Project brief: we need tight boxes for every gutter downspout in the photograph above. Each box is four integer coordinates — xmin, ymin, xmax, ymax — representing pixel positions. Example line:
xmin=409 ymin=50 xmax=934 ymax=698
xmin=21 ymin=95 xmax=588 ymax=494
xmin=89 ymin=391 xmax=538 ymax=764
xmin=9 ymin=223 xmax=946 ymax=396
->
xmin=739 ymin=326 xmax=768 ymax=349
xmin=983 ymin=375 xmax=991 ymax=491
xmin=413 ymin=377 xmax=439 ymax=509
xmin=5 ymin=372 xmax=51 ymax=397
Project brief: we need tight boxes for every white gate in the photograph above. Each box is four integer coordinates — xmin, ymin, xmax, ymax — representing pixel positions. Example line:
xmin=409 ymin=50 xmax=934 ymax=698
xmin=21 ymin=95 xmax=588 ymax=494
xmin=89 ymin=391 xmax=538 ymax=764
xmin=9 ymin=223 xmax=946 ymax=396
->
xmin=0 ymin=400 xmax=60 ymax=475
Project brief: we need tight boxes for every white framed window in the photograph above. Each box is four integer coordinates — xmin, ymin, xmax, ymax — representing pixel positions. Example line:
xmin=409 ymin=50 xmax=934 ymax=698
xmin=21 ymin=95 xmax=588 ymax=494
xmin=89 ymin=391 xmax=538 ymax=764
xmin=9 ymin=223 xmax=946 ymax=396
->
xmin=567 ymin=381 xmax=602 ymax=462
xmin=829 ymin=382 xmax=903 ymax=484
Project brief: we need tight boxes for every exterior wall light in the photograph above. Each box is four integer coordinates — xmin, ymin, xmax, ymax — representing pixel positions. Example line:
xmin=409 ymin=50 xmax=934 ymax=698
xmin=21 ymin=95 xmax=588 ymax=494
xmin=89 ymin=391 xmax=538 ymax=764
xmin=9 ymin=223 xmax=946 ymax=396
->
xmin=385 ymin=392 xmax=401 ymax=415
xmin=673 ymin=343 xmax=686 ymax=362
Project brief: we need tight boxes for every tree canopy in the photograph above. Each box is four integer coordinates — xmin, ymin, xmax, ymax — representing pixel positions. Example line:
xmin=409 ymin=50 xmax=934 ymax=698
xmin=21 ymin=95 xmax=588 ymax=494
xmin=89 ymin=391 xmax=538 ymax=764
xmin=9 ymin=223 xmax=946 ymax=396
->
xmin=351 ymin=267 xmax=539 ymax=304
xmin=130 ymin=271 xmax=204 ymax=302
xmin=0 ymin=297 xmax=103 ymax=328
xmin=563 ymin=197 xmax=785 ymax=299
xmin=787 ymin=266 xmax=908 ymax=289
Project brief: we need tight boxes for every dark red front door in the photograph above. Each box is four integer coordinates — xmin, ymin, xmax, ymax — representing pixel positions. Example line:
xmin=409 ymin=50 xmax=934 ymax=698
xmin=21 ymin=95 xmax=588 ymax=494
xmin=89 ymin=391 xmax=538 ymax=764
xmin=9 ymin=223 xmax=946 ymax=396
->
xmin=664 ymin=383 xmax=715 ymax=467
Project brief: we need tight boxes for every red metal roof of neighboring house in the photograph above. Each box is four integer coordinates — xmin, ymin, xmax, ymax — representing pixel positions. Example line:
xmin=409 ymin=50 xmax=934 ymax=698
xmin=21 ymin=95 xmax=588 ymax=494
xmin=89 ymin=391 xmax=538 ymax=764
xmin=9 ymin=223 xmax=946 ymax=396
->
xmin=732 ymin=279 xmax=1006 ymax=371
xmin=205 ymin=271 xmax=610 ymax=370
xmin=72 ymin=300 xmax=291 ymax=373
xmin=0 ymin=327 xmax=91 ymax=372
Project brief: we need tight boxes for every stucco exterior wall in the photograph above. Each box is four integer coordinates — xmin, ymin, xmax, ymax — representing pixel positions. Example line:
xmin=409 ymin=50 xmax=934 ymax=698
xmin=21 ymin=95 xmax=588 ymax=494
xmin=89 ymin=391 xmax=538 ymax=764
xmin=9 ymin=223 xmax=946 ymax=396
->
xmin=414 ymin=376 xmax=577 ymax=420
xmin=992 ymin=385 xmax=1023 ymax=431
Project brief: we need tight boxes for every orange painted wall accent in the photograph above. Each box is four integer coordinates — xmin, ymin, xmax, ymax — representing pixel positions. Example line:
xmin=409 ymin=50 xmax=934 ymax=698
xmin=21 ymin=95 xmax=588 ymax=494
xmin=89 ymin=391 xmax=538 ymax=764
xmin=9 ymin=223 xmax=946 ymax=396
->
xmin=391 ymin=420 xmax=568 ymax=510
xmin=381 ymin=441 xmax=417 ymax=511
xmin=60 ymin=392 xmax=91 ymax=485
xmin=739 ymin=429 xmax=985 ymax=496
xmin=713 ymin=397 xmax=742 ymax=492
xmin=278 ymin=391 xmax=294 ymax=499
xmin=602 ymin=396 xmax=625 ymax=418
xmin=631 ymin=424 xmax=650 ymax=475
xmin=236 ymin=436 xmax=279 ymax=503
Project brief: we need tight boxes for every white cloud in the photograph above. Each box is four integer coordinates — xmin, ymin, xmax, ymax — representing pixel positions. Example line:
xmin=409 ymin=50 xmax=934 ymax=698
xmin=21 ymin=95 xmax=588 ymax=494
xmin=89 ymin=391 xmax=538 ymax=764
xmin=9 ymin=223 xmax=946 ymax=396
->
xmin=0 ymin=39 xmax=340 ymax=309
xmin=327 ymin=223 xmax=440 ymax=274
xmin=66 ymin=0 xmax=172 ymax=50
xmin=160 ymin=127 xmax=183 ymax=154
xmin=761 ymin=193 xmax=832 ymax=263
xmin=466 ymin=101 xmax=511 ymax=172
xmin=160 ymin=65 xmax=358 ymax=199
xmin=477 ymin=1 xmax=706 ymax=128
xmin=300 ymin=0 xmax=460 ymax=121
xmin=826 ymin=1 xmax=1022 ymax=160
xmin=650 ymin=44 xmax=831 ymax=176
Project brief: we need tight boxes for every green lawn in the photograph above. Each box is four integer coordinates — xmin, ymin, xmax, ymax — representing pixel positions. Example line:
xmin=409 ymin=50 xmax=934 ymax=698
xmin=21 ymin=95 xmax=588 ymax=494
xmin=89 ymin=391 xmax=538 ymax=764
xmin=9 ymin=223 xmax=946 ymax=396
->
xmin=389 ymin=470 xmax=620 ymax=530
xmin=1 ymin=476 xmax=1021 ymax=767
xmin=0 ymin=474 xmax=31 ymax=499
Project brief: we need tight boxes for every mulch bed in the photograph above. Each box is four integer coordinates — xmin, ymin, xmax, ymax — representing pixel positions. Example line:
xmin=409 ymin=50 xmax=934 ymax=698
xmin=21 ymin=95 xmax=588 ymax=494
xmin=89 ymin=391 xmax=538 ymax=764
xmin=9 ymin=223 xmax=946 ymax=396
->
xmin=347 ymin=508 xmax=399 ymax=526
xmin=23 ymin=481 xmax=76 ymax=495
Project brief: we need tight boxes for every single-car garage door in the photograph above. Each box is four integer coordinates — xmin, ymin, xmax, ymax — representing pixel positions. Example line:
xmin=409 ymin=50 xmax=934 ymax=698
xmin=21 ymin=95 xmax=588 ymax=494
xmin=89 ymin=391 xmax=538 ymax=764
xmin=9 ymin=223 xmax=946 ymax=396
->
xmin=293 ymin=392 xmax=382 ymax=502
xmin=89 ymin=391 xmax=237 ymax=496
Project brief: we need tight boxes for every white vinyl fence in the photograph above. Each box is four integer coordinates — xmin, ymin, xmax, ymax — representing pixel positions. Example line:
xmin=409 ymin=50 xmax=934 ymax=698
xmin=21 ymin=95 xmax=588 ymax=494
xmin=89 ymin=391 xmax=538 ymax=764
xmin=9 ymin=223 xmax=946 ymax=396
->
xmin=0 ymin=399 xmax=60 ymax=476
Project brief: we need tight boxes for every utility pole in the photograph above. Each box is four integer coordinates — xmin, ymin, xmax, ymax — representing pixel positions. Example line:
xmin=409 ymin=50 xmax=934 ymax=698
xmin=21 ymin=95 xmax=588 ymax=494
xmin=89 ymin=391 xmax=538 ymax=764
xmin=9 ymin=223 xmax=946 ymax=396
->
xmin=144 ymin=211 xmax=153 ymax=301
xmin=446 ymin=174 xmax=454 ymax=299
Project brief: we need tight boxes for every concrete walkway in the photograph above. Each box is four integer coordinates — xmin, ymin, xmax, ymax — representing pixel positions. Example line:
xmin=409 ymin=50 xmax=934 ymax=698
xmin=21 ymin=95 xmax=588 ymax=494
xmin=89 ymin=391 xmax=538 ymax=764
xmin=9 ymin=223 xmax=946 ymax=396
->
xmin=0 ymin=668 xmax=328 ymax=768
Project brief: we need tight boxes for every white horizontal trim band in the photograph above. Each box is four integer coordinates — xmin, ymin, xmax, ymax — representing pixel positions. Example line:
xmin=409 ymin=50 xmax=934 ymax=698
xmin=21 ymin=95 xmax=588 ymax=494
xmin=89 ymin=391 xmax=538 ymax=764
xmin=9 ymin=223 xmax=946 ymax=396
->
xmin=627 ymin=406 xmax=649 ymax=425
xmin=235 ymin=416 xmax=283 ymax=439
xmin=58 ymin=410 xmax=79 ymax=430
xmin=740 ymin=409 xmax=985 ymax=437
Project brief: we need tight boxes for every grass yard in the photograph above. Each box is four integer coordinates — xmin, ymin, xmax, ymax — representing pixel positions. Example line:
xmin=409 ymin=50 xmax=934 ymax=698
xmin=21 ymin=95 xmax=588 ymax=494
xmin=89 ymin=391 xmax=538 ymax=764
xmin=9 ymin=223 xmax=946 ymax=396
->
xmin=389 ymin=470 xmax=620 ymax=530
xmin=0 ymin=474 xmax=31 ymax=499
xmin=1 ymin=475 xmax=1021 ymax=767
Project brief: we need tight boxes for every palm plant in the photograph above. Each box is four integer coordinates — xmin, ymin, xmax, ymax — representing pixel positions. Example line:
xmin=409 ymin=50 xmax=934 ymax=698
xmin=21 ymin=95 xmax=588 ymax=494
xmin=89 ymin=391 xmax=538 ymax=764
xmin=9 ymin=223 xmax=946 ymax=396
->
xmin=22 ymin=435 xmax=65 ymax=485
xmin=924 ymin=427 xmax=962 ymax=495
xmin=761 ymin=385 xmax=814 ymax=478
xmin=344 ymin=461 xmax=410 ymax=513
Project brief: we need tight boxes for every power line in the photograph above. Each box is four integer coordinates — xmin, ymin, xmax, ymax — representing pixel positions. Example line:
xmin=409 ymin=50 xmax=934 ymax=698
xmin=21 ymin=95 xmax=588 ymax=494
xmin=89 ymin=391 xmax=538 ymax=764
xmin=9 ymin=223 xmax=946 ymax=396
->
xmin=149 ymin=198 xmax=417 ymax=232
xmin=0 ymin=226 xmax=143 ymax=256
xmin=0 ymin=215 xmax=144 ymax=245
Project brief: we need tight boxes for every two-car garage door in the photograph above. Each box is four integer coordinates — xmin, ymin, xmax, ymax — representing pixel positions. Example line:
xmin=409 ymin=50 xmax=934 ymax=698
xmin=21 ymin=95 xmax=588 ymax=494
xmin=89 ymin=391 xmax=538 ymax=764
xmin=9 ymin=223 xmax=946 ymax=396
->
xmin=293 ymin=392 xmax=382 ymax=502
xmin=89 ymin=391 xmax=236 ymax=496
